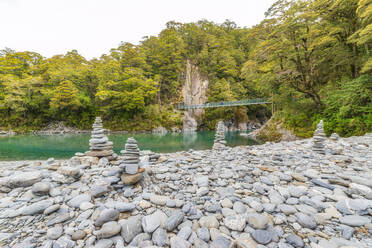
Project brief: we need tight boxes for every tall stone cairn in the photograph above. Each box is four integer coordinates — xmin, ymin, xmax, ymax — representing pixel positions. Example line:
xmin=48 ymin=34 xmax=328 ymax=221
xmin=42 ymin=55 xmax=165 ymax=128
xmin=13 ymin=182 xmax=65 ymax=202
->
xmin=85 ymin=117 xmax=114 ymax=158
xmin=213 ymin=121 xmax=227 ymax=150
xmin=120 ymin=137 xmax=143 ymax=185
xmin=312 ymin=120 xmax=326 ymax=154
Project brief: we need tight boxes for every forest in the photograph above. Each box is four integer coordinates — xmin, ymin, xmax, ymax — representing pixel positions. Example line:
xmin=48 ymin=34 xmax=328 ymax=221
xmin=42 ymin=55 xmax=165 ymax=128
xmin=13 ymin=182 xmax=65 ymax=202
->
xmin=0 ymin=0 xmax=371 ymax=137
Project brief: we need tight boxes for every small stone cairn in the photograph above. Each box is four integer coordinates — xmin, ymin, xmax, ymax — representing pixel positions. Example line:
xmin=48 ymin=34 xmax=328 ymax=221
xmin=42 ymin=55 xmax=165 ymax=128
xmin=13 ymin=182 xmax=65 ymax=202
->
xmin=213 ymin=121 xmax=227 ymax=150
xmin=85 ymin=117 xmax=114 ymax=159
xmin=120 ymin=137 xmax=144 ymax=185
xmin=312 ymin=120 xmax=326 ymax=154
xmin=330 ymin=132 xmax=340 ymax=141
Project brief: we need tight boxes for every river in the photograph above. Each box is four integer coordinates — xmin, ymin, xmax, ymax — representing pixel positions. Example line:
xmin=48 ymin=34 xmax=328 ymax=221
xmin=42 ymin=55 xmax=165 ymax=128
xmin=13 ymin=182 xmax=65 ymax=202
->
xmin=0 ymin=131 xmax=257 ymax=160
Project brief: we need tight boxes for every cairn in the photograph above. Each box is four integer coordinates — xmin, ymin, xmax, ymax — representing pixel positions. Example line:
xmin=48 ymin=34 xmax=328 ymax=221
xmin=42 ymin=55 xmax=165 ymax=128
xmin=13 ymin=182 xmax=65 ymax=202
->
xmin=213 ymin=121 xmax=227 ymax=150
xmin=85 ymin=117 xmax=114 ymax=159
xmin=120 ymin=137 xmax=144 ymax=185
xmin=312 ymin=120 xmax=326 ymax=154
xmin=330 ymin=133 xmax=340 ymax=141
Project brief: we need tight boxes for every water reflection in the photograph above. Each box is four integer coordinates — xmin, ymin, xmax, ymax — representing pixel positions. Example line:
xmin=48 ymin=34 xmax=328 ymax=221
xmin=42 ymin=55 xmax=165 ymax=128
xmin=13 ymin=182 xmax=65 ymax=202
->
xmin=0 ymin=131 xmax=257 ymax=160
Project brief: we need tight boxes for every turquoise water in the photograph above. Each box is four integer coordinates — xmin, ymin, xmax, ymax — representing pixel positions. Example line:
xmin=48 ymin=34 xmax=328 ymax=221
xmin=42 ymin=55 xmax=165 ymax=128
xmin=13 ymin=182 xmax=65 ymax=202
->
xmin=0 ymin=131 xmax=257 ymax=161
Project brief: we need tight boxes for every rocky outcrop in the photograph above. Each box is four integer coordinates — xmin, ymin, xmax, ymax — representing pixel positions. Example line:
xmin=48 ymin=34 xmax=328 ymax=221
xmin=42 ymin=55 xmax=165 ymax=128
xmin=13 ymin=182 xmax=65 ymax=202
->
xmin=248 ymin=117 xmax=298 ymax=142
xmin=182 ymin=60 xmax=209 ymax=132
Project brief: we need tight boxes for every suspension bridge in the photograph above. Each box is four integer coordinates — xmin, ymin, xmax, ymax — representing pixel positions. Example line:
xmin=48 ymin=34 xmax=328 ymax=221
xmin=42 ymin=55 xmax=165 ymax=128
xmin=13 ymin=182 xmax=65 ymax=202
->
xmin=175 ymin=98 xmax=272 ymax=110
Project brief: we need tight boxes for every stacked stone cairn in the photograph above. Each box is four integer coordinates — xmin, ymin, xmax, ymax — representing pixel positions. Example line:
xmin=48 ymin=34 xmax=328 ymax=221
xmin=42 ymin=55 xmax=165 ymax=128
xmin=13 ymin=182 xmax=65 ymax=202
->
xmin=312 ymin=120 xmax=326 ymax=154
xmin=85 ymin=117 xmax=114 ymax=159
xmin=330 ymin=132 xmax=340 ymax=141
xmin=213 ymin=120 xmax=227 ymax=150
xmin=120 ymin=137 xmax=144 ymax=185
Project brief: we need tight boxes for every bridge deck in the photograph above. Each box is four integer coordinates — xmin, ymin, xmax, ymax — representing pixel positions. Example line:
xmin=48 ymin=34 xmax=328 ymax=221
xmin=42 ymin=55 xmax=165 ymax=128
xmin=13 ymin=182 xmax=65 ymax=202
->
xmin=175 ymin=99 xmax=271 ymax=110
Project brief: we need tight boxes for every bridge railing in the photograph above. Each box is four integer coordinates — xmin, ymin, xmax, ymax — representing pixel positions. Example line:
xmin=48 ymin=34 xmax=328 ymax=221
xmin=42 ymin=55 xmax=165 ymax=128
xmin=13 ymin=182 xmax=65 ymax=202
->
xmin=175 ymin=98 xmax=271 ymax=110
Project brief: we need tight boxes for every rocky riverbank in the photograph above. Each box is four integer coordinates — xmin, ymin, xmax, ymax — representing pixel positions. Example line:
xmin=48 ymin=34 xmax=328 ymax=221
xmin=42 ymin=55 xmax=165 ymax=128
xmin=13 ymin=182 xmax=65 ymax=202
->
xmin=0 ymin=133 xmax=371 ymax=248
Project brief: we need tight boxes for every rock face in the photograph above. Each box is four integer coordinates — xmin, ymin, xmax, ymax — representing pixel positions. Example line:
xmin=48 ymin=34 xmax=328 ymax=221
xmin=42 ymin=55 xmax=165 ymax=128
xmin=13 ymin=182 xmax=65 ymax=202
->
xmin=313 ymin=120 xmax=326 ymax=154
xmin=182 ymin=60 xmax=209 ymax=132
xmin=120 ymin=137 xmax=144 ymax=185
xmin=213 ymin=121 xmax=227 ymax=150
xmin=85 ymin=117 xmax=114 ymax=159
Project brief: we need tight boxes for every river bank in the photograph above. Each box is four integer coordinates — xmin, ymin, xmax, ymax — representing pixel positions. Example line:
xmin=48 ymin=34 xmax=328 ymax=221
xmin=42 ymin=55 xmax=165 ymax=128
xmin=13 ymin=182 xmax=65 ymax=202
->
xmin=0 ymin=133 xmax=371 ymax=247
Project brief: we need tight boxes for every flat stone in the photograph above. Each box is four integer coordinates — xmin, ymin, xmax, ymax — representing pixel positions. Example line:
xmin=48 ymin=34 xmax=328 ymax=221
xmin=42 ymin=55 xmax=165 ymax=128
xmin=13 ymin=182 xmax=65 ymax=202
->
xmin=95 ymin=208 xmax=119 ymax=226
xmin=247 ymin=213 xmax=269 ymax=229
xmin=91 ymin=184 xmax=109 ymax=198
xmin=211 ymin=235 xmax=232 ymax=248
xmin=125 ymin=163 xmax=139 ymax=175
xmin=71 ymin=230 xmax=86 ymax=241
xmin=67 ymin=194 xmax=91 ymax=208
xmin=164 ymin=211 xmax=184 ymax=231
xmin=170 ymin=236 xmax=191 ymax=248
xmin=94 ymin=221 xmax=121 ymax=239
xmin=150 ymin=194 xmax=169 ymax=206
xmin=178 ymin=226 xmax=192 ymax=240
xmin=286 ymin=234 xmax=304 ymax=248
xmin=114 ymin=202 xmax=135 ymax=212
xmin=152 ymin=227 xmax=167 ymax=246
xmin=251 ymin=230 xmax=272 ymax=245
xmin=224 ymin=215 xmax=246 ymax=231
xmin=142 ymin=211 xmax=166 ymax=233
xmin=120 ymin=215 xmax=143 ymax=243
xmin=32 ymin=182 xmax=50 ymax=196
xmin=199 ymin=215 xmax=219 ymax=229
xmin=296 ymin=213 xmax=317 ymax=229
xmin=121 ymin=173 xmax=143 ymax=185
xmin=197 ymin=227 xmax=210 ymax=242
xmin=0 ymin=171 xmax=42 ymax=188
xmin=47 ymin=225 xmax=63 ymax=240
xmin=20 ymin=199 xmax=53 ymax=215
xmin=339 ymin=215 xmax=370 ymax=227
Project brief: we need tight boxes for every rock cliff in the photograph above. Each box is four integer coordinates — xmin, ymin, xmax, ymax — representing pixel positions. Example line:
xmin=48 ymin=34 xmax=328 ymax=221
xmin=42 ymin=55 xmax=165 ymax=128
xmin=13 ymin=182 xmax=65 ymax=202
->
xmin=182 ymin=60 xmax=209 ymax=132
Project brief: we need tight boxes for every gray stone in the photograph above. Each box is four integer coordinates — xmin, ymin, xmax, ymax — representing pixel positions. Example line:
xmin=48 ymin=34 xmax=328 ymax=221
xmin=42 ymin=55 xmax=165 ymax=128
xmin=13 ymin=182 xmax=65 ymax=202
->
xmin=114 ymin=202 xmax=135 ymax=212
xmin=199 ymin=215 xmax=219 ymax=229
xmin=170 ymin=236 xmax=191 ymax=248
xmin=341 ymin=225 xmax=355 ymax=240
xmin=152 ymin=227 xmax=167 ymax=246
xmin=67 ymin=194 xmax=91 ymax=208
xmin=120 ymin=215 xmax=143 ymax=243
xmin=197 ymin=227 xmax=210 ymax=242
xmin=247 ymin=213 xmax=269 ymax=229
xmin=0 ymin=171 xmax=42 ymax=188
xmin=94 ymin=221 xmax=121 ymax=239
xmin=20 ymin=199 xmax=53 ymax=215
xmin=164 ymin=211 xmax=184 ymax=231
xmin=339 ymin=215 xmax=370 ymax=227
xmin=211 ymin=235 xmax=231 ymax=248
xmin=95 ymin=208 xmax=119 ymax=226
xmin=94 ymin=239 xmax=113 ymax=248
xmin=178 ymin=226 xmax=192 ymax=240
xmin=32 ymin=182 xmax=50 ymax=196
xmin=47 ymin=225 xmax=63 ymax=240
xmin=142 ymin=211 xmax=163 ymax=233
xmin=91 ymin=184 xmax=109 ymax=198
xmin=125 ymin=163 xmax=139 ymax=175
xmin=223 ymin=215 xmax=246 ymax=231
xmin=251 ymin=230 xmax=272 ymax=245
xmin=296 ymin=213 xmax=317 ymax=229
xmin=286 ymin=234 xmax=304 ymax=248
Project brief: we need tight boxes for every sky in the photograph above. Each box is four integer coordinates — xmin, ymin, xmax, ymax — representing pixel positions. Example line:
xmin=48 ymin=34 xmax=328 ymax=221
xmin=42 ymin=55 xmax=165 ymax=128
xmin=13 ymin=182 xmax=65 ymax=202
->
xmin=0 ymin=0 xmax=276 ymax=59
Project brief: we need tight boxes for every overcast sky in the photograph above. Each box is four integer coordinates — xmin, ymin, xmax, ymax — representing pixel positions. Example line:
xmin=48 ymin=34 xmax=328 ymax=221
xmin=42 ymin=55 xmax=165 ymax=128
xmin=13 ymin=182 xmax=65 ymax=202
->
xmin=0 ymin=0 xmax=276 ymax=59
